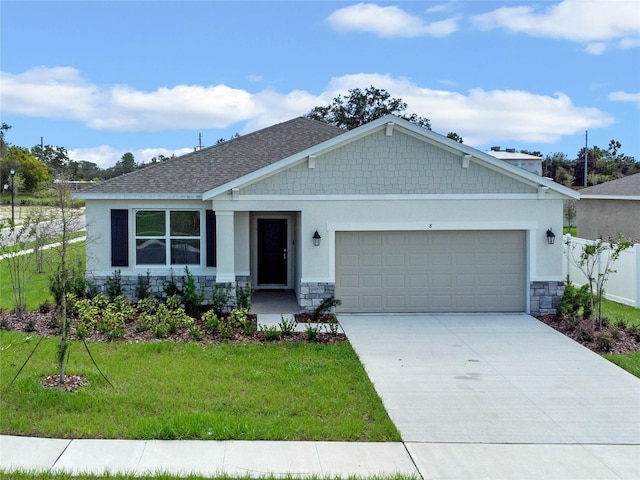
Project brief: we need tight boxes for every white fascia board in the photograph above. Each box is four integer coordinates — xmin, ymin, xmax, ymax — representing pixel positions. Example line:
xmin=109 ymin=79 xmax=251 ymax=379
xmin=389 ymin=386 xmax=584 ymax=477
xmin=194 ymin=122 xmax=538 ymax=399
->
xmin=237 ymin=193 xmax=541 ymax=202
xmin=75 ymin=192 xmax=202 ymax=200
xmin=580 ymin=195 xmax=640 ymax=201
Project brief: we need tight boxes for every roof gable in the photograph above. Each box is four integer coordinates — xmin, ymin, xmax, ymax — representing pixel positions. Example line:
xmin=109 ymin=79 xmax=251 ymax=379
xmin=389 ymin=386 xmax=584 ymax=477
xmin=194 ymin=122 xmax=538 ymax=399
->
xmin=77 ymin=117 xmax=344 ymax=199
xmin=205 ymin=115 xmax=578 ymax=200
xmin=239 ymin=128 xmax=537 ymax=196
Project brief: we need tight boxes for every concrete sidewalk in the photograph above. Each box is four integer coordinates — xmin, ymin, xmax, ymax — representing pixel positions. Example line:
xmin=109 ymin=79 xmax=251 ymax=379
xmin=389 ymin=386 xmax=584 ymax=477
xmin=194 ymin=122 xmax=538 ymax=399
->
xmin=0 ymin=436 xmax=418 ymax=477
xmin=3 ymin=435 xmax=640 ymax=479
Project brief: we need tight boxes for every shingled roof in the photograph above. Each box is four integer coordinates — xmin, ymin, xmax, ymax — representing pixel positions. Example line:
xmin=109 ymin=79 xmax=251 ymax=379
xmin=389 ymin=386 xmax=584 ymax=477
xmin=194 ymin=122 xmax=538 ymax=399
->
xmin=79 ymin=117 xmax=344 ymax=197
xmin=579 ymin=173 xmax=640 ymax=197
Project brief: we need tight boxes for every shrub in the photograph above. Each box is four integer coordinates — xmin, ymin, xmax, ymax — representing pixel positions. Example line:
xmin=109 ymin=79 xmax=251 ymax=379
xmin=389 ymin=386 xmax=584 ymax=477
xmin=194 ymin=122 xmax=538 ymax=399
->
xmin=305 ymin=322 xmax=321 ymax=342
xmin=105 ymin=270 xmax=123 ymax=301
xmin=151 ymin=296 xmax=194 ymax=338
xmin=325 ymin=314 xmax=340 ymax=335
xmin=235 ymin=282 xmax=254 ymax=310
xmin=39 ymin=300 xmax=53 ymax=314
xmin=628 ymin=325 xmax=640 ymax=342
xmin=182 ymin=266 xmax=204 ymax=315
xmin=219 ymin=320 xmax=233 ymax=339
xmin=311 ymin=296 xmax=342 ymax=322
xmin=575 ymin=319 xmax=595 ymax=342
xmin=595 ymin=331 xmax=614 ymax=352
xmin=49 ymin=264 xmax=92 ymax=304
xmin=211 ymin=283 xmax=231 ymax=315
xmin=557 ymin=279 xmax=591 ymax=318
xmin=260 ymin=324 xmax=282 ymax=341
xmin=229 ymin=308 xmax=255 ymax=335
xmin=163 ymin=270 xmax=181 ymax=298
xmin=615 ymin=318 xmax=627 ymax=331
xmin=279 ymin=314 xmax=296 ymax=335
xmin=136 ymin=270 xmax=152 ymax=300
xmin=202 ymin=310 xmax=220 ymax=334
xmin=190 ymin=325 xmax=203 ymax=341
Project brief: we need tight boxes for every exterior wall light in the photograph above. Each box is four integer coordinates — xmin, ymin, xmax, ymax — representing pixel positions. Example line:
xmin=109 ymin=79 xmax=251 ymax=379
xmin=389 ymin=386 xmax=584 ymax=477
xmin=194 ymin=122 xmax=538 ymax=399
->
xmin=313 ymin=230 xmax=322 ymax=246
xmin=546 ymin=228 xmax=556 ymax=245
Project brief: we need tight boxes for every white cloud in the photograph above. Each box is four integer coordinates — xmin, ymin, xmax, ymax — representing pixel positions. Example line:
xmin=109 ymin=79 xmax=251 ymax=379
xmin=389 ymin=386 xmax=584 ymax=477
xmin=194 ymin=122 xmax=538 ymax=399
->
xmin=68 ymin=145 xmax=193 ymax=169
xmin=326 ymin=3 xmax=458 ymax=38
xmin=608 ymin=91 xmax=640 ymax=106
xmin=585 ymin=42 xmax=607 ymax=55
xmin=2 ymin=66 xmax=616 ymax=155
xmin=0 ymin=67 xmax=257 ymax=132
xmin=0 ymin=67 xmax=100 ymax=120
xmin=472 ymin=0 xmax=640 ymax=53
xmin=303 ymin=73 xmax=614 ymax=146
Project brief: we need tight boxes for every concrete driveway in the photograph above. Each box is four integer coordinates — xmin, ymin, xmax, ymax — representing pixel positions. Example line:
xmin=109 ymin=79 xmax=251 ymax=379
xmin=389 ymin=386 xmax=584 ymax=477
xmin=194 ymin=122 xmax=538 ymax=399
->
xmin=340 ymin=314 xmax=640 ymax=479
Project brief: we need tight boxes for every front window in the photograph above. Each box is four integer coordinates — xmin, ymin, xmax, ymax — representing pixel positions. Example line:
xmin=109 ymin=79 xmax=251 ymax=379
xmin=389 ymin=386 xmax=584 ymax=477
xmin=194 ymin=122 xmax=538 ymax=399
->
xmin=135 ymin=210 xmax=201 ymax=265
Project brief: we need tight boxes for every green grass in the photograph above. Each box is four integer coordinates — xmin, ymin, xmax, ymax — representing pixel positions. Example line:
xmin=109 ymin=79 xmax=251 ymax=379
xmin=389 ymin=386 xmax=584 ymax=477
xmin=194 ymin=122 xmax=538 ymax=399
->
xmin=604 ymin=352 xmax=640 ymax=378
xmin=0 ymin=241 xmax=85 ymax=311
xmin=0 ymin=330 xmax=400 ymax=442
xmin=602 ymin=298 xmax=640 ymax=328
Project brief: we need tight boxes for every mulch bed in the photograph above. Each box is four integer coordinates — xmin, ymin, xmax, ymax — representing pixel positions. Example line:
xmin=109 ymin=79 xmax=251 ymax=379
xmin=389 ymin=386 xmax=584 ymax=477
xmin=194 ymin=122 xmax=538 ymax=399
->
xmin=537 ymin=313 xmax=640 ymax=355
xmin=0 ymin=309 xmax=346 ymax=345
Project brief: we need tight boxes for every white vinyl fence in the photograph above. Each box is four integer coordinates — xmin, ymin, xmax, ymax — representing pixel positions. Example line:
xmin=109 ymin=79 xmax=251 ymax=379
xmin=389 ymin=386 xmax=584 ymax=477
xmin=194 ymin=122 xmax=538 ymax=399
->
xmin=563 ymin=234 xmax=640 ymax=308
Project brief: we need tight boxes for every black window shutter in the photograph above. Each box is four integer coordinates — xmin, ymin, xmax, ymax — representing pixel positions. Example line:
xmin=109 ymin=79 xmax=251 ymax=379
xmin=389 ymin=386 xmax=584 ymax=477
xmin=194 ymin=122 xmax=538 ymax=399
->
xmin=111 ymin=209 xmax=129 ymax=267
xmin=206 ymin=210 xmax=217 ymax=267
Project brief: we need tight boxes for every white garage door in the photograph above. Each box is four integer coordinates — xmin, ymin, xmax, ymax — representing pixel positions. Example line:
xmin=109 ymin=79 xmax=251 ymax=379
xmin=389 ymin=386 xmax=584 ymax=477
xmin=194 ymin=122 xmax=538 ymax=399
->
xmin=335 ymin=231 xmax=526 ymax=313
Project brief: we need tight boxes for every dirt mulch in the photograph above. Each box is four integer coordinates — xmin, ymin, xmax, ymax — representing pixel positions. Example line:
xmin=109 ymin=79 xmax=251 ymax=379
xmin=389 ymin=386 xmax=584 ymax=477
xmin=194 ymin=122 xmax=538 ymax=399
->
xmin=0 ymin=309 xmax=346 ymax=345
xmin=537 ymin=314 xmax=640 ymax=355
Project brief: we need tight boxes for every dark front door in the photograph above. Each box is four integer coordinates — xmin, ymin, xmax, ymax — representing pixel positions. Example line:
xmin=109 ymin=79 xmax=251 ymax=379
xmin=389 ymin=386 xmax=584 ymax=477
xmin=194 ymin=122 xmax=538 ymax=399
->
xmin=257 ymin=218 xmax=288 ymax=285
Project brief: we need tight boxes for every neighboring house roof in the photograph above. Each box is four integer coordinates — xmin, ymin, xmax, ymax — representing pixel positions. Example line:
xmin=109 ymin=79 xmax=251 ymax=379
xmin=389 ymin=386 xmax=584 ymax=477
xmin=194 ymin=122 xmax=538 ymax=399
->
xmin=578 ymin=173 xmax=640 ymax=199
xmin=486 ymin=151 xmax=542 ymax=161
xmin=77 ymin=114 xmax=578 ymax=200
xmin=77 ymin=117 xmax=344 ymax=198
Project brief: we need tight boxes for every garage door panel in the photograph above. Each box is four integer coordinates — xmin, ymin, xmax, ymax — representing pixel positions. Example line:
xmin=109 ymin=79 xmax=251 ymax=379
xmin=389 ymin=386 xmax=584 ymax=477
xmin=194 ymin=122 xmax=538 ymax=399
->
xmin=385 ymin=275 xmax=406 ymax=288
xmin=431 ymin=274 xmax=452 ymax=287
xmin=407 ymin=253 xmax=428 ymax=266
xmin=336 ymin=231 xmax=526 ymax=313
xmin=362 ymin=275 xmax=382 ymax=288
xmin=407 ymin=274 xmax=428 ymax=288
xmin=362 ymin=296 xmax=382 ymax=309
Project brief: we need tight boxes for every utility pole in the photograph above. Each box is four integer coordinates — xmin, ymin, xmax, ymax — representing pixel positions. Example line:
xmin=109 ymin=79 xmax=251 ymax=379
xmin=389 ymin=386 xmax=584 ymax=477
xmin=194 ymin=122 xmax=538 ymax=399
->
xmin=194 ymin=133 xmax=204 ymax=151
xmin=584 ymin=130 xmax=588 ymax=187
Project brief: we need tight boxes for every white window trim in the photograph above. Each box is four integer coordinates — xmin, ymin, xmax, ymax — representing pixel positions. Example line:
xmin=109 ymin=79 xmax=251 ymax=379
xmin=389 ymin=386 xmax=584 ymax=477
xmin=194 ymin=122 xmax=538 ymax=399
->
xmin=134 ymin=209 xmax=204 ymax=267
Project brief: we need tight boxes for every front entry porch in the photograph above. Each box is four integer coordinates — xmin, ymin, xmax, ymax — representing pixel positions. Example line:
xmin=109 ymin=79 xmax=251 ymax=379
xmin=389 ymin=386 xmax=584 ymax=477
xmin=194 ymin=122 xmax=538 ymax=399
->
xmin=250 ymin=289 xmax=300 ymax=314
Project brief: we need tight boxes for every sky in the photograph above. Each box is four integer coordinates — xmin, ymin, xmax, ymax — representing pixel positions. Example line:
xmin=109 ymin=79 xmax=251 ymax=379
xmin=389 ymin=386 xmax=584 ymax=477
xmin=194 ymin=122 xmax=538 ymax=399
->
xmin=1 ymin=0 xmax=639 ymax=169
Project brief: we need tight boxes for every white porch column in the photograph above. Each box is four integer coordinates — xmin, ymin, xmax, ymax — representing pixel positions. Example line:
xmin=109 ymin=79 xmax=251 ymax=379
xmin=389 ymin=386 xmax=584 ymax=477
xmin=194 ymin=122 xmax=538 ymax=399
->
xmin=215 ymin=211 xmax=235 ymax=283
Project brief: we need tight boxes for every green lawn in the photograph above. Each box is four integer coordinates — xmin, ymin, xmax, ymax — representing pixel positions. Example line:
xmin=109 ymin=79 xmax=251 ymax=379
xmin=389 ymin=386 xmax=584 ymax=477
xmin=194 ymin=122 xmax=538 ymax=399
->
xmin=605 ymin=352 xmax=640 ymax=378
xmin=0 ymin=330 xmax=399 ymax=442
xmin=0 ymin=241 xmax=85 ymax=312
xmin=602 ymin=298 xmax=640 ymax=328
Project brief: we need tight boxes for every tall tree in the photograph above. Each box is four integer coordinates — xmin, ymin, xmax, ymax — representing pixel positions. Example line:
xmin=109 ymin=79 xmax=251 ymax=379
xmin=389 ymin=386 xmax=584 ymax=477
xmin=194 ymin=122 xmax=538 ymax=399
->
xmin=306 ymin=86 xmax=431 ymax=130
xmin=32 ymin=144 xmax=70 ymax=174
xmin=6 ymin=146 xmax=50 ymax=192
xmin=118 ymin=152 xmax=136 ymax=174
